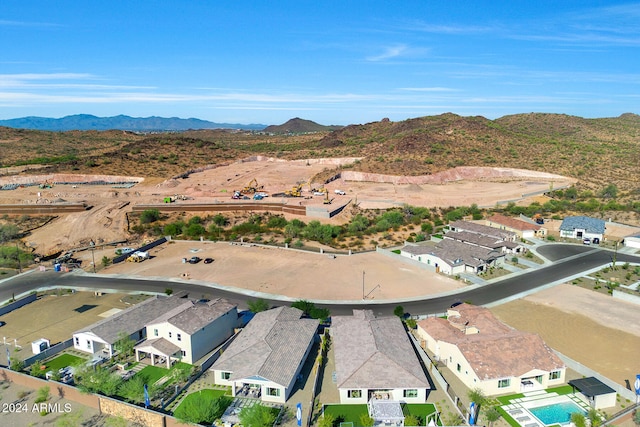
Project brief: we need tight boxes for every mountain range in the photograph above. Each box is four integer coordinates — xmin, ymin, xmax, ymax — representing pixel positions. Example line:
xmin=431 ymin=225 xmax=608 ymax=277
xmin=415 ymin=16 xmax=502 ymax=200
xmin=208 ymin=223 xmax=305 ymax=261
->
xmin=0 ymin=114 xmax=267 ymax=131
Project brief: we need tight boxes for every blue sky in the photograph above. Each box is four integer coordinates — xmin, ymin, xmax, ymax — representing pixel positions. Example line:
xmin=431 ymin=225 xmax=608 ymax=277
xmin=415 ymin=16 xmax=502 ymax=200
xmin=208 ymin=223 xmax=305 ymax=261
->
xmin=1 ymin=1 xmax=639 ymax=125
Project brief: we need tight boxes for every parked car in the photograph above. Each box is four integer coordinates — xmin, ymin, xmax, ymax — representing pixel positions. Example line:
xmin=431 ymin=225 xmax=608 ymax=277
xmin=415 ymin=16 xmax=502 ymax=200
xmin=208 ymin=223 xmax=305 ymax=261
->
xmin=583 ymin=238 xmax=591 ymax=245
xmin=188 ymin=256 xmax=201 ymax=264
xmin=204 ymin=258 xmax=214 ymax=264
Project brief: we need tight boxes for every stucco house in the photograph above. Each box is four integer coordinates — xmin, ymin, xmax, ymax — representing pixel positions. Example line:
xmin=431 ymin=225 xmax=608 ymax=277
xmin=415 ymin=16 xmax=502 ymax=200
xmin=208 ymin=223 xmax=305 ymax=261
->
xmin=448 ymin=220 xmax=517 ymax=242
xmin=559 ymin=216 xmax=606 ymax=241
xmin=443 ymin=230 xmax=524 ymax=254
xmin=211 ymin=306 xmax=317 ymax=403
xmin=73 ymin=295 xmax=238 ymax=367
xmin=332 ymin=310 xmax=430 ymax=405
xmin=485 ymin=214 xmax=546 ymax=239
xmin=623 ymin=233 xmax=640 ymax=249
xmin=73 ymin=295 xmax=189 ymax=359
xmin=416 ymin=304 xmax=565 ymax=396
xmin=400 ymin=239 xmax=505 ymax=275
xmin=134 ymin=298 xmax=238 ymax=367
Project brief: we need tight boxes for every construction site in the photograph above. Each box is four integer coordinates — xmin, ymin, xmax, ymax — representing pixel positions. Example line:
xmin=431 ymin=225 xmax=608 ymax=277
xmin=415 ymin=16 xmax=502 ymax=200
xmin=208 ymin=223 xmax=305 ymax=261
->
xmin=0 ymin=156 xmax=575 ymax=256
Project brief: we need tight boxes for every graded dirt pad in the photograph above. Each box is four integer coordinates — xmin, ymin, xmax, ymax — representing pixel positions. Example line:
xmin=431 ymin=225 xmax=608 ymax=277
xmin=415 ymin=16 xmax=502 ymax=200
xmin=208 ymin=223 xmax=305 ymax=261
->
xmin=0 ymin=159 xmax=577 ymax=255
xmin=490 ymin=284 xmax=640 ymax=388
xmin=102 ymin=241 xmax=464 ymax=301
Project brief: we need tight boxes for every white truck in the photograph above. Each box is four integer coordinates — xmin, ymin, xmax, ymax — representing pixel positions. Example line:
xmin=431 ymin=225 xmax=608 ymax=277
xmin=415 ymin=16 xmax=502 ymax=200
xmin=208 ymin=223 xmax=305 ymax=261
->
xmin=334 ymin=189 xmax=346 ymax=195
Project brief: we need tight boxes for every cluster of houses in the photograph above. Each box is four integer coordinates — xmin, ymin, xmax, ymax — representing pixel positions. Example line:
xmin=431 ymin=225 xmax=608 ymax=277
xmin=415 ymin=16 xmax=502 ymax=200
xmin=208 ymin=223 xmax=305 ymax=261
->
xmin=70 ymin=293 xmax=591 ymax=409
xmin=400 ymin=215 xmax=609 ymax=276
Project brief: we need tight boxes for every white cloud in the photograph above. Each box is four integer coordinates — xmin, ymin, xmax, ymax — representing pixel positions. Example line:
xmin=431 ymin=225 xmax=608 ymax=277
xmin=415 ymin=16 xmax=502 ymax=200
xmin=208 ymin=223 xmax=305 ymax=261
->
xmin=366 ymin=44 xmax=408 ymax=61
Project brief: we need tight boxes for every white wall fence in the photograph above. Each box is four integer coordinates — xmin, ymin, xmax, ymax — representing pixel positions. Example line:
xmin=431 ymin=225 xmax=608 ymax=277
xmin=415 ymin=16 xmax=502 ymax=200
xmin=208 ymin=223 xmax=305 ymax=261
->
xmin=554 ymin=350 xmax=636 ymax=402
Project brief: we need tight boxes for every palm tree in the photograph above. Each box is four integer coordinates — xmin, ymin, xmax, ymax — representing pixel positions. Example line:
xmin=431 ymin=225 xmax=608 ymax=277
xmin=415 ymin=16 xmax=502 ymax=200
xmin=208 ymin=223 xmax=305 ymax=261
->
xmin=467 ymin=388 xmax=487 ymax=423
xmin=484 ymin=407 xmax=501 ymax=427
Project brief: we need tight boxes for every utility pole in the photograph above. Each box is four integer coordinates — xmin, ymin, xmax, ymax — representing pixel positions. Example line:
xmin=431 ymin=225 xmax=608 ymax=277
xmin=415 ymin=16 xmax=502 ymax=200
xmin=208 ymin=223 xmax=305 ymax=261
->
xmin=90 ymin=240 xmax=96 ymax=273
xmin=362 ymin=270 xmax=365 ymax=300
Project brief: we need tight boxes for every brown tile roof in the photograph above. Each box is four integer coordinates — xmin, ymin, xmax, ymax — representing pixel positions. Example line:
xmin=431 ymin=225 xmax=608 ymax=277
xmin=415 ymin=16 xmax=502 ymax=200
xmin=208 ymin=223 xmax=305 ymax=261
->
xmin=486 ymin=214 xmax=541 ymax=232
xmin=332 ymin=310 xmax=429 ymax=390
xmin=448 ymin=220 xmax=517 ymax=241
xmin=417 ymin=304 xmax=563 ymax=380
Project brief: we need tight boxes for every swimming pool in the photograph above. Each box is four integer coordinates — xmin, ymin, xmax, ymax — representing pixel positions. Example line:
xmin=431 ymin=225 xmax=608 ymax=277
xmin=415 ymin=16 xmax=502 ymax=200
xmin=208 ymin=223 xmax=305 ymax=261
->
xmin=529 ymin=400 xmax=586 ymax=425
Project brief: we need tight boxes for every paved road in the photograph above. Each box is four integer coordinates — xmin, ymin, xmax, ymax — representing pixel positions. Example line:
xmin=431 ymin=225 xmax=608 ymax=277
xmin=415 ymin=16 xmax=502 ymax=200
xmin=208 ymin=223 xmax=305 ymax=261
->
xmin=1 ymin=244 xmax=637 ymax=317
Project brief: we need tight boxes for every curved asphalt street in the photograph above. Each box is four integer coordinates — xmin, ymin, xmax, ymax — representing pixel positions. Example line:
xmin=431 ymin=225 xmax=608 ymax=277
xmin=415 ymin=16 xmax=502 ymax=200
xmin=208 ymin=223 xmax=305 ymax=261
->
xmin=1 ymin=244 xmax=637 ymax=317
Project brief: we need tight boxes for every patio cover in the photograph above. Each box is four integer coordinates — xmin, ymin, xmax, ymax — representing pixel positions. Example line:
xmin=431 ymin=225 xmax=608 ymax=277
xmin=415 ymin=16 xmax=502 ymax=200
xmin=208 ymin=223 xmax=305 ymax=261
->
xmin=135 ymin=337 xmax=180 ymax=358
xmin=568 ymin=377 xmax=615 ymax=397
xmin=368 ymin=399 xmax=405 ymax=423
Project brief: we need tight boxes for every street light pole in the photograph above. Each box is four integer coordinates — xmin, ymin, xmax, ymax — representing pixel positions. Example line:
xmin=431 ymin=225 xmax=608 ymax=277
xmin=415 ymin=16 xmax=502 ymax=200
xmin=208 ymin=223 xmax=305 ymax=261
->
xmin=362 ymin=270 xmax=365 ymax=300
xmin=90 ymin=240 xmax=96 ymax=273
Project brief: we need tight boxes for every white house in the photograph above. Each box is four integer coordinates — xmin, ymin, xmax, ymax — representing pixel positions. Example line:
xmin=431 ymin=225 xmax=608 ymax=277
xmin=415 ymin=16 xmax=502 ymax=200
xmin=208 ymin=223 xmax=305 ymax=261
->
xmin=332 ymin=310 xmax=430 ymax=405
xmin=73 ymin=295 xmax=238 ymax=367
xmin=72 ymin=295 xmax=188 ymax=359
xmin=623 ymin=233 xmax=640 ymax=249
xmin=485 ymin=214 xmax=546 ymax=239
xmin=559 ymin=216 xmax=606 ymax=241
xmin=416 ymin=304 xmax=565 ymax=396
xmin=134 ymin=298 xmax=238 ymax=367
xmin=400 ymin=239 xmax=505 ymax=275
xmin=211 ymin=306 xmax=317 ymax=403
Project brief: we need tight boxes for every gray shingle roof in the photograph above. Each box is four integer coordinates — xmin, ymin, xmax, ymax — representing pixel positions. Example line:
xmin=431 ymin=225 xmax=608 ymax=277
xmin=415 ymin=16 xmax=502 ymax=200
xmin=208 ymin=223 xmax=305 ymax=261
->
xmin=448 ymin=220 xmax=517 ymax=241
xmin=134 ymin=337 xmax=181 ymax=357
xmin=332 ymin=310 xmax=429 ymax=390
xmin=211 ymin=306 xmax=317 ymax=388
xmin=444 ymin=231 xmax=511 ymax=250
xmin=73 ymin=295 xmax=188 ymax=344
xmin=559 ymin=216 xmax=606 ymax=234
xmin=152 ymin=298 xmax=237 ymax=335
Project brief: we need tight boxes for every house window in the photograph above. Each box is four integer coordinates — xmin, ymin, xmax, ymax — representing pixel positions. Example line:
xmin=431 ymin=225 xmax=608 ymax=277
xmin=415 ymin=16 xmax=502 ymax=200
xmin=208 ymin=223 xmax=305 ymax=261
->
xmin=347 ymin=390 xmax=362 ymax=398
xmin=549 ymin=370 xmax=561 ymax=380
xmin=177 ymin=333 xmax=182 ymax=341
xmin=498 ymin=379 xmax=510 ymax=388
xmin=86 ymin=340 xmax=91 ymax=350
xmin=222 ymin=372 xmax=231 ymax=380
xmin=169 ymin=332 xmax=172 ymax=338
xmin=456 ymin=363 xmax=461 ymax=372
xmin=403 ymin=389 xmax=418 ymax=398
xmin=154 ymin=329 xmax=158 ymax=337
xmin=267 ymin=387 xmax=280 ymax=397
xmin=74 ymin=337 xmax=79 ymax=346
xmin=534 ymin=375 xmax=543 ymax=384
xmin=181 ymin=350 xmax=186 ymax=357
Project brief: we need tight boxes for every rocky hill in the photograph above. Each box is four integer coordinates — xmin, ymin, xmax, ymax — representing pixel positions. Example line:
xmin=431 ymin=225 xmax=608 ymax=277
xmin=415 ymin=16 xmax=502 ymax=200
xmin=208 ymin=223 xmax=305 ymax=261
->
xmin=263 ymin=117 xmax=342 ymax=134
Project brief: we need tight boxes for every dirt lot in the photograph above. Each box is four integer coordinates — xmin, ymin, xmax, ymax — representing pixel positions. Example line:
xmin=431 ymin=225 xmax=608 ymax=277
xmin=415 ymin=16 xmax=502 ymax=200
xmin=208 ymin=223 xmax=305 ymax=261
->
xmin=0 ymin=292 xmax=145 ymax=363
xmin=491 ymin=284 xmax=640 ymax=391
xmin=102 ymin=241 xmax=464 ymax=301
xmin=0 ymin=159 xmax=577 ymax=255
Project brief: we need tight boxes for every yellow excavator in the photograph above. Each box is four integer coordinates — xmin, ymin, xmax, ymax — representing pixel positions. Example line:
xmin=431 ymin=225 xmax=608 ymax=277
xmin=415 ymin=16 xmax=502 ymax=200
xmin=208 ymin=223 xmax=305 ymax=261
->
xmin=285 ymin=183 xmax=303 ymax=197
xmin=241 ymin=178 xmax=263 ymax=194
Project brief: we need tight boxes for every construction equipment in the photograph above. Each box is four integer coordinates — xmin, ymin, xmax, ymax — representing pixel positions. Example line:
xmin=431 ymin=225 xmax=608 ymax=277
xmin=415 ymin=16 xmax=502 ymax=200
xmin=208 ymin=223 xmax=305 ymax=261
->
xmin=241 ymin=178 xmax=263 ymax=195
xmin=284 ymin=183 xmax=303 ymax=197
xmin=126 ymin=251 xmax=149 ymax=262
xmin=532 ymin=213 xmax=544 ymax=224
xmin=232 ymin=190 xmax=242 ymax=199
xmin=39 ymin=181 xmax=53 ymax=189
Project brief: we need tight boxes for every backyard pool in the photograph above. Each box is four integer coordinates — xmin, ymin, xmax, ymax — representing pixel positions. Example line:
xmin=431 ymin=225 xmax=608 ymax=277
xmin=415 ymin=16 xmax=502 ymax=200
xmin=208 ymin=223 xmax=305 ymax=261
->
xmin=529 ymin=400 xmax=586 ymax=425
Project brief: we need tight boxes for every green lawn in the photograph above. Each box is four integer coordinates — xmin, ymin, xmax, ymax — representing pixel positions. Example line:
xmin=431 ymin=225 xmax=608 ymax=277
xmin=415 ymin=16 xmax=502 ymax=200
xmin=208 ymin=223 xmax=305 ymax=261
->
xmin=42 ymin=354 xmax=85 ymax=372
xmin=323 ymin=404 xmax=368 ymax=425
xmin=403 ymin=403 xmax=439 ymax=425
xmin=324 ymin=403 xmax=439 ymax=426
xmin=137 ymin=365 xmax=170 ymax=384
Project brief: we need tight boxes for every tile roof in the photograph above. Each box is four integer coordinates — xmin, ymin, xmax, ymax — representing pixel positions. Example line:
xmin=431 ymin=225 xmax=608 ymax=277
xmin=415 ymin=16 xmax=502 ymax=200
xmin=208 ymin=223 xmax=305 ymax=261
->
xmin=559 ymin=216 xmax=606 ymax=234
xmin=417 ymin=304 xmax=564 ymax=380
xmin=156 ymin=298 xmax=237 ymax=335
xmin=211 ymin=306 xmax=318 ymax=388
xmin=444 ymin=230 xmax=511 ymax=250
xmin=134 ymin=337 xmax=181 ymax=357
xmin=401 ymin=239 xmax=503 ymax=268
xmin=486 ymin=214 xmax=541 ymax=232
xmin=332 ymin=310 xmax=429 ymax=390
xmin=448 ymin=220 xmax=517 ymax=241
xmin=73 ymin=295 xmax=189 ymax=344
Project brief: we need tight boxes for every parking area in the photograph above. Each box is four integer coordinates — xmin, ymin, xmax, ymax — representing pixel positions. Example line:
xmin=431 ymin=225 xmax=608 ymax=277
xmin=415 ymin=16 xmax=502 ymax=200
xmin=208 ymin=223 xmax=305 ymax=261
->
xmin=0 ymin=291 xmax=146 ymax=363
